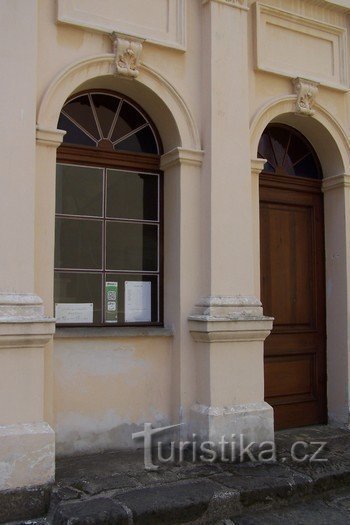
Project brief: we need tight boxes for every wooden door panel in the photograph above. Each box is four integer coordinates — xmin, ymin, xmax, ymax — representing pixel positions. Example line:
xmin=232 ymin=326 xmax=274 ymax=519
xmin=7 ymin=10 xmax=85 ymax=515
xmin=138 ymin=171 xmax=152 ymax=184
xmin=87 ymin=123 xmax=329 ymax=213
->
xmin=264 ymin=354 xmax=316 ymax=401
xmin=260 ymin=202 xmax=314 ymax=329
xmin=260 ymin=174 xmax=326 ymax=430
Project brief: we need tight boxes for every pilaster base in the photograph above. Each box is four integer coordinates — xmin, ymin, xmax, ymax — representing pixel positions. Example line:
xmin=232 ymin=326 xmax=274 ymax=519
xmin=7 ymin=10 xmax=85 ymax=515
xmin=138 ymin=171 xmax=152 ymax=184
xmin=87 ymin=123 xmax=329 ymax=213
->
xmin=0 ymin=422 xmax=55 ymax=491
xmin=190 ymin=401 xmax=274 ymax=449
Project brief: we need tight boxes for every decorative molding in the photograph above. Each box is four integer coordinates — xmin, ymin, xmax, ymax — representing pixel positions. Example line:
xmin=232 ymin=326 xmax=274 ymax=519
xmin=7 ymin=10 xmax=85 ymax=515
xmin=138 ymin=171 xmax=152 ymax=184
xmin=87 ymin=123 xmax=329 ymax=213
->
xmin=293 ymin=77 xmax=319 ymax=116
xmin=57 ymin=0 xmax=186 ymax=51
xmin=111 ymin=33 xmax=143 ymax=78
xmin=255 ymin=3 xmax=349 ymax=91
xmin=36 ymin=127 xmax=66 ymax=148
xmin=160 ymin=147 xmax=204 ymax=170
xmin=188 ymin=295 xmax=273 ymax=343
xmin=249 ymin=95 xmax=350 ymax=173
xmin=202 ymin=0 xmax=249 ymax=10
xmin=37 ymin=54 xmax=201 ymax=151
xmin=322 ymin=173 xmax=350 ymax=192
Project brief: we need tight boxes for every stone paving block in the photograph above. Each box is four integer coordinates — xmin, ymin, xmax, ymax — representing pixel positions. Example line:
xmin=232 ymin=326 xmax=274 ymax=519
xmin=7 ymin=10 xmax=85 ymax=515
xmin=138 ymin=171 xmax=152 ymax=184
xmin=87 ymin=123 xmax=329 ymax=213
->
xmin=114 ymin=478 xmax=239 ymax=524
xmin=0 ymin=484 xmax=51 ymax=524
xmin=68 ymin=472 xmax=139 ymax=495
xmin=233 ymin=499 xmax=350 ymax=524
xmin=52 ymin=497 xmax=129 ymax=525
xmin=211 ymin=463 xmax=312 ymax=505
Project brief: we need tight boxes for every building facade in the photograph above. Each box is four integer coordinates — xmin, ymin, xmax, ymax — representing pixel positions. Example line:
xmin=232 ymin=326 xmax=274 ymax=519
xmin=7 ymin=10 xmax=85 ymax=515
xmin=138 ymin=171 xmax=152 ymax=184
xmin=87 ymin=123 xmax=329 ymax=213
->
xmin=0 ymin=0 xmax=350 ymax=494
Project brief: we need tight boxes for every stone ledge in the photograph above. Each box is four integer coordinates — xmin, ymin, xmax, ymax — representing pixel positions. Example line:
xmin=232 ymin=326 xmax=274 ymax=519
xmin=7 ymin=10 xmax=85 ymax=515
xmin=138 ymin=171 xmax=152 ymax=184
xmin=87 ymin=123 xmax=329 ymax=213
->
xmin=55 ymin=326 xmax=174 ymax=339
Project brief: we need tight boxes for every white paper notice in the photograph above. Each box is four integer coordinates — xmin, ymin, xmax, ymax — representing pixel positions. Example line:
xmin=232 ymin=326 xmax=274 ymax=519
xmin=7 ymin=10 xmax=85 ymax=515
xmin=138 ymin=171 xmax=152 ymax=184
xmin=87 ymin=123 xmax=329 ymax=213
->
xmin=55 ymin=303 xmax=93 ymax=324
xmin=125 ymin=281 xmax=151 ymax=323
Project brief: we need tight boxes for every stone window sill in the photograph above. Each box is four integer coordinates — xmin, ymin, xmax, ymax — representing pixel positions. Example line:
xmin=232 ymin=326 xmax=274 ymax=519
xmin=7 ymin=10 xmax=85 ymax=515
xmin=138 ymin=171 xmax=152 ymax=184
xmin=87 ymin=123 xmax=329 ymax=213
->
xmin=54 ymin=326 xmax=173 ymax=339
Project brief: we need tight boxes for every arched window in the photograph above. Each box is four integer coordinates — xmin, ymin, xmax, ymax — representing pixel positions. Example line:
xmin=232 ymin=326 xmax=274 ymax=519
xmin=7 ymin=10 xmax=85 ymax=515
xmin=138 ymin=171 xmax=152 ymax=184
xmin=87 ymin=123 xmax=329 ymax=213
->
xmin=258 ymin=124 xmax=322 ymax=179
xmin=54 ymin=90 xmax=163 ymax=326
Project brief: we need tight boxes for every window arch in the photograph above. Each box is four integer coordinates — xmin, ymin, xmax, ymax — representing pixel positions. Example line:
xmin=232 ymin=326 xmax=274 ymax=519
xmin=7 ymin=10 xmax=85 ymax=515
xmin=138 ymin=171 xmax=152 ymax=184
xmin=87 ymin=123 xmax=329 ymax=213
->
xmin=54 ymin=90 xmax=163 ymax=326
xmin=258 ymin=124 xmax=322 ymax=180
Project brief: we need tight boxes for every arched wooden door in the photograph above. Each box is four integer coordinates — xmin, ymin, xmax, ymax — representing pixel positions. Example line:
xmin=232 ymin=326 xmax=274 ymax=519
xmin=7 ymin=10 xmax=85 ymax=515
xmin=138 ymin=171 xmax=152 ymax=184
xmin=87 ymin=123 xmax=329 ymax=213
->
xmin=258 ymin=125 xmax=327 ymax=430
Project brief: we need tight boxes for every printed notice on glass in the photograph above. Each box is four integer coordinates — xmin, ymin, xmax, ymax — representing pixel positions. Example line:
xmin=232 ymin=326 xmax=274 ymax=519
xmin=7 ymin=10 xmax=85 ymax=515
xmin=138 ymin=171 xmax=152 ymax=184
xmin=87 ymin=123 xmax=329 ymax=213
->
xmin=105 ymin=282 xmax=118 ymax=323
xmin=125 ymin=281 xmax=151 ymax=323
xmin=55 ymin=303 xmax=93 ymax=324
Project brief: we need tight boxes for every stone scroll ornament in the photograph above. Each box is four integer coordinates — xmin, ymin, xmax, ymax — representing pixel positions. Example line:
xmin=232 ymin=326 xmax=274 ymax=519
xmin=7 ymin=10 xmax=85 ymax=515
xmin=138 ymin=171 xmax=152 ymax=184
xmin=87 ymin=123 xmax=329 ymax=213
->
xmin=293 ymin=77 xmax=319 ymax=116
xmin=111 ymin=33 xmax=143 ymax=78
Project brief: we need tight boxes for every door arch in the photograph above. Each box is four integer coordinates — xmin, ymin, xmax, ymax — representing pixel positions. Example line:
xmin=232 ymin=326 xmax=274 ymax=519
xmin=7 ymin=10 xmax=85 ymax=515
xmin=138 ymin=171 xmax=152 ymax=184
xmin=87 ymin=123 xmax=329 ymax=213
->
xmin=258 ymin=124 xmax=327 ymax=429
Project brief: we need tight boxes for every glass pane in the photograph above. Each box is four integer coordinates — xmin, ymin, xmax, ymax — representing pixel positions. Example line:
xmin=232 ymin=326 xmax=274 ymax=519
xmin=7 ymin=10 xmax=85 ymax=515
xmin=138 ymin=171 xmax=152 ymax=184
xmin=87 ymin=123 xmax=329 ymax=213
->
xmin=91 ymin=94 xmax=121 ymax=138
xmin=106 ymin=222 xmax=158 ymax=271
xmin=56 ymin=165 xmax=103 ymax=217
xmin=55 ymin=218 xmax=102 ymax=269
xmin=107 ymin=170 xmax=158 ymax=221
xmin=54 ymin=272 xmax=102 ymax=324
xmin=115 ymin=126 xmax=158 ymax=154
xmin=286 ymin=133 xmax=309 ymax=167
xmin=111 ymin=101 xmax=146 ymax=143
xmin=268 ymin=127 xmax=290 ymax=167
xmin=58 ymin=113 xmax=96 ymax=147
xmin=105 ymin=274 xmax=158 ymax=323
xmin=293 ymin=154 xmax=320 ymax=179
xmin=258 ymin=132 xmax=276 ymax=168
xmin=63 ymin=95 xmax=100 ymax=140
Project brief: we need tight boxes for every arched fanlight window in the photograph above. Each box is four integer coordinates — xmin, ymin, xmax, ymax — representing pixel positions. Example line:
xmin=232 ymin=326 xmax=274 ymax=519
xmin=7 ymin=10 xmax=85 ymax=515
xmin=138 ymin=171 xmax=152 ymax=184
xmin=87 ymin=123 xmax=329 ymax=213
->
xmin=258 ymin=124 xmax=322 ymax=179
xmin=58 ymin=91 xmax=160 ymax=154
xmin=54 ymin=90 xmax=163 ymax=327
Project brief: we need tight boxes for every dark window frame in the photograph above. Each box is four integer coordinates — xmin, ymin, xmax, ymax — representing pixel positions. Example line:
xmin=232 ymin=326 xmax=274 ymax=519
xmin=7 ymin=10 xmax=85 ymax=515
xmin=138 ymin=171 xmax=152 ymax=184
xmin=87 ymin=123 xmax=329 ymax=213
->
xmin=55 ymin=89 xmax=164 ymax=328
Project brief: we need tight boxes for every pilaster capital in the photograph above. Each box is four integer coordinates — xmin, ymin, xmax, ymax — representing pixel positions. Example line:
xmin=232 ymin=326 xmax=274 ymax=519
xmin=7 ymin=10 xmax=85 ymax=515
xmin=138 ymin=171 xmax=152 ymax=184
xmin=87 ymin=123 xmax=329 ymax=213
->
xmin=160 ymin=147 xmax=204 ymax=170
xmin=251 ymin=157 xmax=266 ymax=176
xmin=202 ymin=0 xmax=249 ymax=11
xmin=36 ymin=127 xmax=66 ymax=148
xmin=188 ymin=295 xmax=273 ymax=342
xmin=322 ymin=173 xmax=350 ymax=192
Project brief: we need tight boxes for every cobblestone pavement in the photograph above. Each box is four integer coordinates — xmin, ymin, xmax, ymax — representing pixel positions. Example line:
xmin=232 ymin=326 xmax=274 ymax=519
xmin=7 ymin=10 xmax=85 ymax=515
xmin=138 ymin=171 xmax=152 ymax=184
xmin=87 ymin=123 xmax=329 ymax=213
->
xmin=230 ymin=486 xmax=350 ymax=524
xmin=6 ymin=425 xmax=350 ymax=524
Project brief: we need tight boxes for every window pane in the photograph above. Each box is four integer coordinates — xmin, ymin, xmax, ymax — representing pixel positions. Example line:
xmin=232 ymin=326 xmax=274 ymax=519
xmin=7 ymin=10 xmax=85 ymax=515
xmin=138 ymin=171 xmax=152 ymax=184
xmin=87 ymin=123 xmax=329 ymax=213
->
xmin=54 ymin=272 xmax=102 ymax=324
xmin=106 ymin=222 xmax=158 ymax=271
xmin=91 ymin=94 xmax=121 ymax=138
xmin=58 ymin=113 xmax=96 ymax=147
xmin=105 ymin=274 xmax=158 ymax=323
xmin=64 ymin=95 xmax=100 ymax=140
xmin=111 ymin=101 xmax=146 ymax=142
xmin=107 ymin=170 xmax=158 ymax=221
xmin=55 ymin=218 xmax=102 ymax=269
xmin=114 ymin=126 xmax=158 ymax=154
xmin=56 ymin=165 xmax=103 ymax=216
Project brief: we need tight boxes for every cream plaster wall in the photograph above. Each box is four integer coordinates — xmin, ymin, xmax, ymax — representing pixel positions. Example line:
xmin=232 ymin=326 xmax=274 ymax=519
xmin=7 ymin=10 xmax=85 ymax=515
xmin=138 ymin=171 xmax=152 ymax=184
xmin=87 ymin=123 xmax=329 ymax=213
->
xmin=30 ymin=0 xmax=350 ymax=455
xmin=53 ymin=336 xmax=172 ymax=455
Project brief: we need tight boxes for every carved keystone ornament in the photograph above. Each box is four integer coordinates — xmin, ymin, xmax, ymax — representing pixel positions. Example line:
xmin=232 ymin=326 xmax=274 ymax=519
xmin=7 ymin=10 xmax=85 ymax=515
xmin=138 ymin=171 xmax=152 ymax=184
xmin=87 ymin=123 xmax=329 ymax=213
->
xmin=111 ymin=33 xmax=143 ymax=78
xmin=293 ymin=77 xmax=319 ymax=116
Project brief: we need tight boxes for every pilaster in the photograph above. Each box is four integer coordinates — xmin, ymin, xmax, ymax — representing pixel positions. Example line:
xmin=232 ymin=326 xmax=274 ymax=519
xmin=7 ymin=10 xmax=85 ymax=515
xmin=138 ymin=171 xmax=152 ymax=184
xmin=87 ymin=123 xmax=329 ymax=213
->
xmin=188 ymin=1 xmax=274 ymax=448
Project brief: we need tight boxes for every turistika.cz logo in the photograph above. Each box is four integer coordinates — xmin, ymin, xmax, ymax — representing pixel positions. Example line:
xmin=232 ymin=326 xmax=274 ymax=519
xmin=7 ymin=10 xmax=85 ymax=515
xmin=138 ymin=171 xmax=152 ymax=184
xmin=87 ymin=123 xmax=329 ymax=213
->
xmin=132 ymin=422 xmax=327 ymax=470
